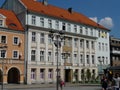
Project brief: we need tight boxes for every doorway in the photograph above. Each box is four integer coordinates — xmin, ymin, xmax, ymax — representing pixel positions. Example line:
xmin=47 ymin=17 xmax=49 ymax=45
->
xmin=65 ymin=69 xmax=72 ymax=82
xmin=7 ymin=67 xmax=20 ymax=84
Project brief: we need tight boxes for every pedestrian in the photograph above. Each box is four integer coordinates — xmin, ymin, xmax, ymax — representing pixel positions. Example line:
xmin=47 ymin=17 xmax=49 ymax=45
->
xmin=101 ymin=75 xmax=108 ymax=90
xmin=58 ymin=76 xmax=65 ymax=90
xmin=113 ymin=73 xmax=120 ymax=90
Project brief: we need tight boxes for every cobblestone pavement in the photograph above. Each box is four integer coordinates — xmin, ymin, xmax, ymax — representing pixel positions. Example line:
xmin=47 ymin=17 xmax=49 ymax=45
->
xmin=0 ymin=83 xmax=101 ymax=90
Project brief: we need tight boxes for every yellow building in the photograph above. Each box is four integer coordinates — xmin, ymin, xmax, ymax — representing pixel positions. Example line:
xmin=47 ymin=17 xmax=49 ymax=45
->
xmin=0 ymin=9 xmax=24 ymax=84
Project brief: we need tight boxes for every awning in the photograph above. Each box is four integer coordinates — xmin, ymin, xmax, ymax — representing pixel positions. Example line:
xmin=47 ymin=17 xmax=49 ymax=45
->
xmin=107 ymin=66 xmax=120 ymax=70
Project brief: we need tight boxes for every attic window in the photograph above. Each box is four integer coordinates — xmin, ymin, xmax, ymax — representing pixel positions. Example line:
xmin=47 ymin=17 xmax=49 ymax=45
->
xmin=60 ymin=15 xmax=64 ymax=18
xmin=0 ymin=20 xmax=3 ymax=27
xmin=9 ymin=23 xmax=17 ymax=27
xmin=41 ymin=10 xmax=45 ymax=13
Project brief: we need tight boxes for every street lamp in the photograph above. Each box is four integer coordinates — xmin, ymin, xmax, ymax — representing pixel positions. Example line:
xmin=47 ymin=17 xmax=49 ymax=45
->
xmin=49 ymin=30 xmax=65 ymax=90
xmin=0 ymin=45 xmax=7 ymax=90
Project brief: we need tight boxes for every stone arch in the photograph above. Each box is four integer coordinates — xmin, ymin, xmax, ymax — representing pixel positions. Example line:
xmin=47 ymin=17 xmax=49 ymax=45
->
xmin=7 ymin=67 xmax=20 ymax=84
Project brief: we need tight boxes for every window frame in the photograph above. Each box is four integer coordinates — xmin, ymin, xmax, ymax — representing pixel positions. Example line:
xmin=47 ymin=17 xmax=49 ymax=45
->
xmin=13 ymin=50 xmax=19 ymax=59
xmin=13 ymin=36 xmax=19 ymax=45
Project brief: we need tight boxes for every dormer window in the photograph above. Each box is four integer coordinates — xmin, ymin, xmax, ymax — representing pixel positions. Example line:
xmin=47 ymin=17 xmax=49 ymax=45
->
xmin=48 ymin=19 xmax=52 ymax=28
xmin=0 ymin=20 xmax=3 ymax=27
xmin=31 ymin=16 xmax=36 ymax=25
xmin=0 ymin=14 xmax=6 ymax=27
xmin=62 ymin=22 xmax=66 ymax=30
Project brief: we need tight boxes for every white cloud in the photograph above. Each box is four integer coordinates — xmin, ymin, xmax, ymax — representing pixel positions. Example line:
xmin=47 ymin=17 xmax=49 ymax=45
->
xmin=89 ymin=17 xmax=98 ymax=23
xmin=99 ymin=17 xmax=114 ymax=29
xmin=89 ymin=17 xmax=114 ymax=29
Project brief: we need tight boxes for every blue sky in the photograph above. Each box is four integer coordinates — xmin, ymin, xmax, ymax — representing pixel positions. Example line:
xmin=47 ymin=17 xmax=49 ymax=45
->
xmin=0 ymin=0 xmax=120 ymax=38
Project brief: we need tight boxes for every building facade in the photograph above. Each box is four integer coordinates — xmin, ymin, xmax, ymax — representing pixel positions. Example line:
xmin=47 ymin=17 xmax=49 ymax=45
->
xmin=109 ymin=36 xmax=120 ymax=74
xmin=2 ymin=0 xmax=110 ymax=84
xmin=0 ymin=9 xmax=24 ymax=84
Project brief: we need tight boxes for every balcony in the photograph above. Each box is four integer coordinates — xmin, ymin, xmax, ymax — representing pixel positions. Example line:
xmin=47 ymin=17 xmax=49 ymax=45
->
xmin=111 ymin=50 xmax=120 ymax=54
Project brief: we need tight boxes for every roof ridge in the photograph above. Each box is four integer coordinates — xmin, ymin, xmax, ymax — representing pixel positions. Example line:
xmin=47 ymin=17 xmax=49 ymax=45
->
xmin=21 ymin=0 xmax=109 ymax=30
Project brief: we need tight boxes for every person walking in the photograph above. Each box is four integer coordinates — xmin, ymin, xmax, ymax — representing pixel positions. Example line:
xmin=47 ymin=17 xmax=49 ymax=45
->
xmin=113 ymin=73 xmax=120 ymax=90
xmin=101 ymin=75 xmax=108 ymax=90
xmin=58 ymin=76 xmax=65 ymax=90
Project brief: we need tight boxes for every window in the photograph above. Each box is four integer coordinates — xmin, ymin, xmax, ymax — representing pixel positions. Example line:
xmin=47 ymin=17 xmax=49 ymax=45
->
xmin=32 ymin=32 xmax=36 ymax=42
xmin=40 ymin=69 xmax=45 ymax=79
xmin=74 ymin=54 xmax=77 ymax=63
xmin=40 ymin=51 xmax=44 ymax=62
xmin=99 ymin=42 xmax=101 ymax=51
xmin=0 ymin=50 xmax=6 ymax=58
xmin=74 ymin=25 xmax=77 ymax=33
xmin=85 ymin=27 xmax=88 ymax=35
xmin=13 ymin=37 xmax=19 ymax=45
xmin=48 ymin=35 xmax=52 ymax=44
xmin=31 ymin=16 xmax=36 ymax=25
xmin=102 ymin=43 xmax=104 ymax=51
xmin=48 ymin=19 xmax=52 ymax=28
xmin=55 ymin=52 xmax=58 ymax=62
xmin=31 ymin=69 xmax=36 ymax=80
xmin=62 ymin=22 xmax=66 ymax=30
xmin=40 ymin=33 xmax=45 ymax=44
xmin=74 ymin=38 xmax=78 ymax=47
xmin=105 ymin=44 xmax=108 ymax=51
xmin=0 ymin=20 xmax=3 ymax=26
xmin=55 ymin=21 xmax=59 ymax=29
xmin=102 ymin=57 xmax=104 ymax=64
xmin=31 ymin=50 xmax=36 ymax=61
xmin=92 ymin=55 xmax=95 ymax=64
xmin=1 ymin=36 xmax=6 ymax=44
xmin=13 ymin=51 xmax=19 ymax=59
xmin=40 ymin=17 xmax=44 ymax=27
xmin=80 ymin=54 xmax=83 ymax=64
xmin=86 ymin=40 xmax=89 ymax=49
xmin=91 ymin=41 xmax=95 ymax=49
xmin=86 ymin=55 xmax=89 ymax=64
xmin=48 ymin=69 xmax=53 ymax=79
xmin=80 ymin=39 xmax=84 ymax=48
xmin=80 ymin=26 xmax=83 ymax=34
xmin=48 ymin=51 xmax=52 ymax=62
xmin=67 ymin=23 xmax=71 ymax=32
xmin=106 ymin=57 xmax=108 ymax=64
xmin=98 ymin=30 xmax=100 ymax=37
xmin=90 ymin=28 xmax=93 ymax=36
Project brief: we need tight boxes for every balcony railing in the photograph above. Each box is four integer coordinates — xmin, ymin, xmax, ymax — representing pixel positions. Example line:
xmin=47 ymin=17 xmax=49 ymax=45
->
xmin=111 ymin=50 xmax=120 ymax=54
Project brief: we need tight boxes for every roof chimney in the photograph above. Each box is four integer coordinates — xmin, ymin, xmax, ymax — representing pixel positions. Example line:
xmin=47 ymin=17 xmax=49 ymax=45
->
xmin=43 ymin=0 xmax=48 ymax=6
xmin=68 ymin=7 xmax=73 ymax=13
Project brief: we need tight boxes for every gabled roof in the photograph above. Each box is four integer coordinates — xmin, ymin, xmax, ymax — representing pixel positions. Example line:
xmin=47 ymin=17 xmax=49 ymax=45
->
xmin=21 ymin=0 xmax=109 ymax=30
xmin=0 ymin=9 xmax=24 ymax=31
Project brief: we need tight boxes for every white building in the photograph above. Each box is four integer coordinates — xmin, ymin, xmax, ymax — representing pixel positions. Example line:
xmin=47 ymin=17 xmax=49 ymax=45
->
xmin=2 ymin=0 xmax=110 ymax=84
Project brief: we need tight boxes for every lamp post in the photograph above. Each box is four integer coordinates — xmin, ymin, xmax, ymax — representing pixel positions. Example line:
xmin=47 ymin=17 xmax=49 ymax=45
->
xmin=49 ymin=30 xmax=64 ymax=90
xmin=0 ymin=45 xmax=7 ymax=90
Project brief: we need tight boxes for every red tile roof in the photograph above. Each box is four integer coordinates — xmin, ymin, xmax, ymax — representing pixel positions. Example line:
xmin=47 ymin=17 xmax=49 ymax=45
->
xmin=21 ymin=0 xmax=109 ymax=30
xmin=0 ymin=9 xmax=24 ymax=31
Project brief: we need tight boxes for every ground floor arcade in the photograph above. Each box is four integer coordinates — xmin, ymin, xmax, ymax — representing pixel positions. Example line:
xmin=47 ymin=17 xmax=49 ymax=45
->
xmin=27 ymin=64 xmax=98 ymax=84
